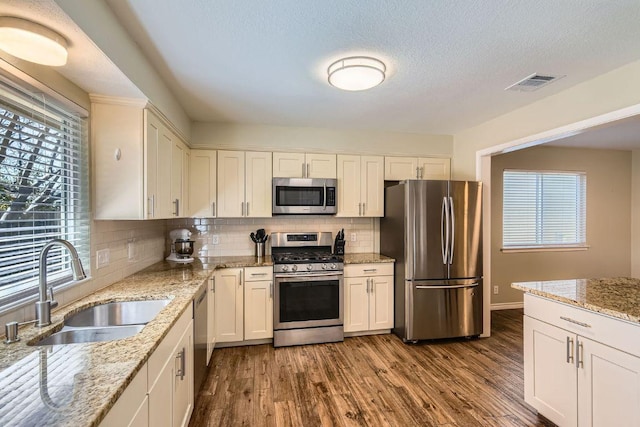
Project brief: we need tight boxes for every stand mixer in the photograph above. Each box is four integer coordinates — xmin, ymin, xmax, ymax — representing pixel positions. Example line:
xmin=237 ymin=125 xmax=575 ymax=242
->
xmin=166 ymin=229 xmax=195 ymax=263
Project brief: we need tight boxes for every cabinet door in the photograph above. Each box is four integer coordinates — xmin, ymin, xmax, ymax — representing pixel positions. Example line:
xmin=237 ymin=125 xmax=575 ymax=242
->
xmin=273 ymin=152 xmax=305 ymax=178
xmin=524 ymin=316 xmax=578 ymax=427
xmin=578 ymin=337 xmax=640 ymax=427
xmin=384 ymin=156 xmax=418 ymax=181
xmin=306 ymin=153 xmax=337 ymax=178
xmin=344 ymin=277 xmax=368 ymax=333
xmin=129 ymin=396 xmax=149 ymax=427
xmin=148 ymin=355 xmax=173 ymax=427
xmin=190 ymin=150 xmax=217 ymax=218
xmin=244 ymin=280 xmax=273 ymax=340
xmin=156 ymin=126 xmax=173 ymax=218
xmin=173 ymin=320 xmax=194 ymax=427
xmin=419 ymin=157 xmax=450 ymax=180
xmin=215 ymin=268 xmax=243 ymax=343
xmin=145 ymin=111 xmax=161 ymax=219
xmin=217 ymin=151 xmax=245 ymax=218
xmin=245 ymin=152 xmax=273 ymax=217
xmin=207 ymin=276 xmax=216 ymax=364
xmin=369 ymin=275 xmax=394 ymax=330
xmin=171 ymin=139 xmax=185 ymax=217
xmin=360 ymin=156 xmax=384 ymax=217
xmin=336 ymin=155 xmax=361 ymax=217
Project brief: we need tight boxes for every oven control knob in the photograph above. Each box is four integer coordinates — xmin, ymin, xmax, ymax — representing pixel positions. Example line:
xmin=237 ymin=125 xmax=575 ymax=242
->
xmin=331 ymin=263 xmax=337 ymax=269
xmin=291 ymin=265 xmax=297 ymax=272
xmin=307 ymin=264 xmax=313 ymax=271
xmin=321 ymin=263 xmax=327 ymax=270
xmin=282 ymin=265 xmax=289 ymax=272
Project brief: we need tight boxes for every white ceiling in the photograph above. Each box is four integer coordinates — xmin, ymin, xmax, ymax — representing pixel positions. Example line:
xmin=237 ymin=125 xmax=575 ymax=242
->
xmin=548 ymin=115 xmax=640 ymax=151
xmin=102 ymin=0 xmax=640 ymax=134
xmin=2 ymin=1 xmax=640 ymax=139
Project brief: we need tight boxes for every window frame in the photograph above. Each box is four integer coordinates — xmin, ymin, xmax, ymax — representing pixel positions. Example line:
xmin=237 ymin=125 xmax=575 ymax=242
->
xmin=0 ymin=72 xmax=90 ymax=313
xmin=501 ymin=168 xmax=588 ymax=253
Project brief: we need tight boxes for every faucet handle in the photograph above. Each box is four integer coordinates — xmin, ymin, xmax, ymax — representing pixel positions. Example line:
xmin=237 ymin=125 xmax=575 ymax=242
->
xmin=48 ymin=287 xmax=58 ymax=309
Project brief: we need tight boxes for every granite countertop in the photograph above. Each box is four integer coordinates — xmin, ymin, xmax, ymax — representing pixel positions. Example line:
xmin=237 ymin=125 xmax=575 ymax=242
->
xmin=0 ymin=256 xmax=269 ymax=427
xmin=0 ymin=253 xmax=393 ymax=426
xmin=343 ymin=253 xmax=395 ymax=264
xmin=512 ymin=277 xmax=640 ymax=324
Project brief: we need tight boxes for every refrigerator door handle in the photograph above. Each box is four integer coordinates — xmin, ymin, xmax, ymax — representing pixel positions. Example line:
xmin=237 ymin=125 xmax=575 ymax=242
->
xmin=448 ymin=196 xmax=455 ymax=265
xmin=441 ymin=197 xmax=448 ymax=264
xmin=416 ymin=283 xmax=479 ymax=290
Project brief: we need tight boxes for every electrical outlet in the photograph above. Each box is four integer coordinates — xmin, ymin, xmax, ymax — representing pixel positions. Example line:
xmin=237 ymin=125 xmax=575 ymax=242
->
xmin=127 ymin=240 xmax=137 ymax=261
xmin=350 ymin=232 xmax=357 ymax=242
xmin=212 ymin=235 xmax=220 ymax=245
xmin=96 ymin=248 xmax=110 ymax=269
xmin=493 ymin=285 xmax=499 ymax=295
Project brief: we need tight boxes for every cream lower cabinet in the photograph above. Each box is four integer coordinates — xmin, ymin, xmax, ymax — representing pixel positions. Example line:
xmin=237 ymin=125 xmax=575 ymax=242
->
xmin=273 ymin=152 xmax=336 ymax=178
xmin=524 ymin=294 xmax=640 ymax=427
xmin=337 ymin=155 xmax=384 ymax=217
xmin=344 ymin=263 xmax=394 ymax=333
xmin=384 ymin=156 xmax=450 ymax=181
xmin=217 ymin=151 xmax=272 ymax=218
xmin=215 ymin=267 xmax=273 ymax=344
xmin=190 ymin=150 xmax=217 ymax=217
xmin=101 ymin=307 xmax=194 ymax=427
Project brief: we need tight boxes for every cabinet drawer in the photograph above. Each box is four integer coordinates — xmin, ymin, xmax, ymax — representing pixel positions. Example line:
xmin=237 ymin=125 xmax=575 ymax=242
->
xmin=244 ymin=266 xmax=273 ymax=282
xmin=525 ymin=294 xmax=640 ymax=356
xmin=345 ymin=263 xmax=393 ymax=278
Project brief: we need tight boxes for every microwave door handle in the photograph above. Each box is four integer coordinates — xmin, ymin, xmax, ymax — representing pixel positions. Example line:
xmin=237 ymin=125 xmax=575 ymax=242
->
xmin=323 ymin=180 xmax=327 ymax=210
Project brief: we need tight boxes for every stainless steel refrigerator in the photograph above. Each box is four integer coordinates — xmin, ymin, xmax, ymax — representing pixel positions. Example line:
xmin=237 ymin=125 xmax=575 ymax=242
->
xmin=380 ymin=180 xmax=483 ymax=342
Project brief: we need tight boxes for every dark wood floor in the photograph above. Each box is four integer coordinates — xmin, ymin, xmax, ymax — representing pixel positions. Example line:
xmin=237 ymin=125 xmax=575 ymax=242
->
xmin=190 ymin=310 xmax=555 ymax=426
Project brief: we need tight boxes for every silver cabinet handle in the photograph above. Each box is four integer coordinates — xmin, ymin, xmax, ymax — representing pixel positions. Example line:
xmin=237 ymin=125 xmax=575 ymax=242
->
xmin=363 ymin=269 xmax=377 ymax=273
xmin=251 ymin=272 xmax=268 ymax=276
xmin=365 ymin=278 xmax=370 ymax=293
xmin=302 ymin=163 xmax=306 ymax=178
xmin=246 ymin=202 xmax=250 ymax=216
xmin=210 ymin=276 xmax=215 ymax=292
xmin=362 ymin=202 xmax=365 ymax=215
xmin=560 ymin=316 xmax=592 ymax=328
xmin=212 ymin=202 xmax=216 ymax=217
xmin=175 ymin=347 xmax=185 ymax=380
xmin=577 ymin=340 xmax=584 ymax=368
xmin=269 ymin=282 xmax=273 ymax=299
xmin=416 ymin=166 xmax=420 ymax=179
xmin=420 ymin=166 xmax=424 ymax=179
xmin=358 ymin=202 xmax=362 ymax=216
xmin=370 ymin=278 xmax=374 ymax=293
xmin=148 ymin=195 xmax=155 ymax=218
xmin=240 ymin=269 xmax=243 ymax=285
xmin=306 ymin=163 xmax=310 ymax=178
xmin=566 ymin=337 xmax=574 ymax=364
xmin=241 ymin=202 xmax=245 ymax=216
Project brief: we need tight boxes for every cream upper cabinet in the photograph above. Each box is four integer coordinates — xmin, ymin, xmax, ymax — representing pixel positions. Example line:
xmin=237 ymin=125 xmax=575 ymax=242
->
xmin=273 ymin=152 xmax=336 ymax=178
xmin=92 ymin=97 xmax=189 ymax=220
xmin=337 ymin=155 xmax=383 ymax=217
xmin=384 ymin=156 xmax=450 ymax=181
xmin=217 ymin=151 xmax=272 ymax=218
xmin=190 ymin=150 xmax=217 ymax=217
xmin=171 ymin=139 xmax=190 ymax=217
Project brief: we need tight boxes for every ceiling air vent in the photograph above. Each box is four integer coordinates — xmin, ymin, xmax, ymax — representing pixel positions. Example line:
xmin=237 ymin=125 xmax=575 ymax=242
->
xmin=505 ymin=73 xmax=565 ymax=92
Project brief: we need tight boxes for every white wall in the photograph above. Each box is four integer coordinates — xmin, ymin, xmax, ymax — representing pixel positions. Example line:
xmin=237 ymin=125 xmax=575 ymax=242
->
xmin=192 ymin=122 xmax=453 ymax=156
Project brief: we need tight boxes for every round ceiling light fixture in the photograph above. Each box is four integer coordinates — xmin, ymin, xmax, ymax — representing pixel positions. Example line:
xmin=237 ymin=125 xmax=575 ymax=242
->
xmin=0 ymin=17 xmax=68 ymax=66
xmin=327 ymin=56 xmax=386 ymax=91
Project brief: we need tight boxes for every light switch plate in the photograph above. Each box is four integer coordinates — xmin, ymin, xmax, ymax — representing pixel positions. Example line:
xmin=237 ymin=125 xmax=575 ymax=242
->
xmin=350 ymin=232 xmax=357 ymax=242
xmin=96 ymin=248 xmax=110 ymax=269
xmin=212 ymin=235 xmax=220 ymax=245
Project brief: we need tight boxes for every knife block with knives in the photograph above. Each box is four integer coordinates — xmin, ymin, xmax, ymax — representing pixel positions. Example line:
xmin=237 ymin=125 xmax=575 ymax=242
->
xmin=334 ymin=229 xmax=345 ymax=255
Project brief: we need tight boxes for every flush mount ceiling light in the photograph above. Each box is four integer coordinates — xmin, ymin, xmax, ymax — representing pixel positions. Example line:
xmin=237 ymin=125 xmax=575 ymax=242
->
xmin=327 ymin=56 xmax=386 ymax=91
xmin=0 ymin=17 xmax=68 ymax=66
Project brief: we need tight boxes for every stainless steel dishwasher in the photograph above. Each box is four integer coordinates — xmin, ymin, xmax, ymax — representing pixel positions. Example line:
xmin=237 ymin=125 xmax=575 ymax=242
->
xmin=193 ymin=285 xmax=208 ymax=396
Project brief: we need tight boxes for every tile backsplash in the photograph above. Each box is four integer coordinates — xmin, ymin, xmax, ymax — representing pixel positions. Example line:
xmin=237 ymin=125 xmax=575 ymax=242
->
xmin=168 ymin=217 xmax=380 ymax=257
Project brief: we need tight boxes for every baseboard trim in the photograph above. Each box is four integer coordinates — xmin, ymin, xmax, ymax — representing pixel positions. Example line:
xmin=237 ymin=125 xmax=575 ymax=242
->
xmin=491 ymin=302 xmax=524 ymax=311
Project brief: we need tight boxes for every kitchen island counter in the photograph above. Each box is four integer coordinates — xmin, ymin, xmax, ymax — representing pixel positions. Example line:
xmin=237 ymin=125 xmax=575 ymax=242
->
xmin=512 ymin=277 xmax=640 ymax=324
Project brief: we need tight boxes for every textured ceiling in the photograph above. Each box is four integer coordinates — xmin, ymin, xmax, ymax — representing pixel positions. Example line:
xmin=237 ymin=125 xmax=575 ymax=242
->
xmin=549 ymin=115 xmax=640 ymax=151
xmin=104 ymin=0 xmax=640 ymax=134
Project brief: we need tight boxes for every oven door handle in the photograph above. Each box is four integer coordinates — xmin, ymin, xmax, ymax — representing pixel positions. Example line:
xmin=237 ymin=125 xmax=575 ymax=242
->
xmin=275 ymin=272 xmax=343 ymax=279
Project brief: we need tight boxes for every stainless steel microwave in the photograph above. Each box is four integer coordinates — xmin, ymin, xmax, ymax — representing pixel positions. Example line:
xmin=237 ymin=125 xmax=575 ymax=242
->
xmin=272 ymin=178 xmax=337 ymax=215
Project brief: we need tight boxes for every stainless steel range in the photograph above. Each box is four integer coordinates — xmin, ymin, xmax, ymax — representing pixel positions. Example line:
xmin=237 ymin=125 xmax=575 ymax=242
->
xmin=272 ymin=232 xmax=344 ymax=347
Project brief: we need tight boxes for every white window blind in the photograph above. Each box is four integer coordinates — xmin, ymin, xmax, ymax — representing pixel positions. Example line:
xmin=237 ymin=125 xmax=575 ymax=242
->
xmin=503 ymin=170 xmax=586 ymax=249
xmin=0 ymin=78 xmax=89 ymax=306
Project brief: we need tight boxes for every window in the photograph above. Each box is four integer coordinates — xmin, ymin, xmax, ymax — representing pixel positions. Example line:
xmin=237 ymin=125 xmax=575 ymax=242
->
xmin=0 ymin=77 xmax=89 ymax=307
xmin=503 ymin=170 xmax=586 ymax=250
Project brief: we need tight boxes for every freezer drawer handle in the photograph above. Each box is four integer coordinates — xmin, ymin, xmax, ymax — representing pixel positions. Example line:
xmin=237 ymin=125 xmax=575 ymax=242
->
xmin=415 ymin=283 xmax=478 ymax=290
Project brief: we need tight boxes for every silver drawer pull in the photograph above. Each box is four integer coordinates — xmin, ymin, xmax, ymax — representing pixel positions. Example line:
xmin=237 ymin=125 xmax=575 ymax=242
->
xmin=363 ymin=269 xmax=377 ymax=273
xmin=560 ymin=316 xmax=591 ymax=328
xmin=251 ymin=273 xmax=268 ymax=276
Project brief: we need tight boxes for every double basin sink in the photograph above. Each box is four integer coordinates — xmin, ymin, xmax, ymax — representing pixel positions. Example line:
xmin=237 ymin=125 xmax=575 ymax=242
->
xmin=30 ymin=299 xmax=171 ymax=346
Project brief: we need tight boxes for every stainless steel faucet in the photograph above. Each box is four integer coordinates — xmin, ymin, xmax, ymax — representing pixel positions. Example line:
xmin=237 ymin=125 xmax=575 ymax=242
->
xmin=35 ymin=239 xmax=86 ymax=327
